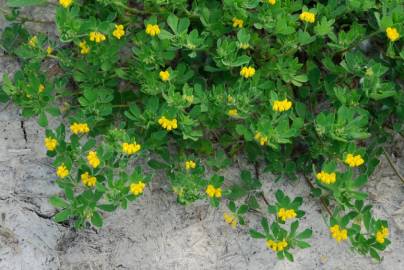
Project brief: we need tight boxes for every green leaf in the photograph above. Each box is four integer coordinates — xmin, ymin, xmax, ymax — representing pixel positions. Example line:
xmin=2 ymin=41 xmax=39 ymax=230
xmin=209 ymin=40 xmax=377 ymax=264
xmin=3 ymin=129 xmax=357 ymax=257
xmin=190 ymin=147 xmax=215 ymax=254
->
xmin=284 ymin=251 xmax=294 ymax=262
xmin=226 ymin=185 xmax=247 ymax=200
xmin=7 ymin=0 xmax=47 ymax=7
xmin=237 ymin=204 xmax=249 ymax=215
xmin=38 ymin=112 xmax=48 ymax=127
xmin=369 ymin=248 xmax=381 ymax=261
xmin=295 ymin=240 xmax=311 ymax=249
xmin=49 ymin=196 xmax=69 ymax=208
xmin=91 ymin=211 xmax=103 ymax=227
xmin=53 ymin=209 xmax=71 ymax=222
xmin=167 ymin=14 xmax=179 ymax=33
xmin=249 ymin=229 xmax=265 ymax=239
xmin=97 ymin=204 xmax=117 ymax=212
xmin=148 ymin=159 xmax=170 ymax=169
xmin=296 ymin=229 xmax=312 ymax=239
xmin=261 ymin=217 xmax=269 ymax=234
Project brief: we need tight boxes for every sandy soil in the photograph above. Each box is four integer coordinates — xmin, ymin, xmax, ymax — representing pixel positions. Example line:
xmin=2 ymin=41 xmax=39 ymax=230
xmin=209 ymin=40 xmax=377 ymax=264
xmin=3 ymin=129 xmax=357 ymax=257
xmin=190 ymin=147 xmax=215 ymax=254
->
xmin=1 ymin=2 xmax=403 ymax=269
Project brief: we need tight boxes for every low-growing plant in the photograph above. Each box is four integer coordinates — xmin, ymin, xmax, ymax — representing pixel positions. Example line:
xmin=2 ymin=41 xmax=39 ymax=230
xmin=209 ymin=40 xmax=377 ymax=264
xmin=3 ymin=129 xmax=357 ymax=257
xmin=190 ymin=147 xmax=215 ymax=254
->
xmin=1 ymin=0 xmax=403 ymax=262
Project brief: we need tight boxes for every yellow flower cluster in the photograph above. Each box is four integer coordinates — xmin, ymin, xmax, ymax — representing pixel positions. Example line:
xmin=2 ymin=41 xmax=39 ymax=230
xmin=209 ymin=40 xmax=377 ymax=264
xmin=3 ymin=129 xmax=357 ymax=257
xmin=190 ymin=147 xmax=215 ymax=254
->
xmin=130 ymin=181 xmax=146 ymax=195
xmin=89 ymin=32 xmax=106 ymax=43
xmin=266 ymin=239 xmax=288 ymax=252
xmin=375 ymin=227 xmax=389 ymax=244
xmin=81 ymin=172 xmax=97 ymax=187
xmin=145 ymin=24 xmax=160 ymax=36
xmin=267 ymin=0 xmax=276 ymax=5
xmin=277 ymin=208 xmax=297 ymax=222
xmin=205 ymin=184 xmax=222 ymax=198
xmin=113 ymin=24 xmax=125 ymax=39
xmin=79 ymin=41 xmax=90 ymax=54
xmin=232 ymin=18 xmax=244 ymax=28
xmin=44 ymin=137 xmax=58 ymax=151
xmin=344 ymin=154 xmax=364 ymax=167
xmin=185 ymin=160 xmax=196 ymax=170
xmin=158 ymin=116 xmax=178 ymax=131
xmin=386 ymin=27 xmax=400 ymax=42
xmin=254 ymin=132 xmax=268 ymax=146
xmin=122 ymin=142 xmax=141 ymax=155
xmin=330 ymin=225 xmax=348 ymax=242
xmin=159 ymin=70 xmax=170 ymax=81
xmin=272 ymin=99 xmax=292 ymax=112
xmin=70 ymin=122 xmax=90 ymax=134
xmin=228 ymin=109 xmax=238 ymax=117
xmin=59 ymin=0 xmax=73 ymax=8
xmin=240 ymin=66 xmax=256 ymax=78
xmin=299 ymin=11 xmax=316 ymax=23
xmin=56 ymin=164 xmax=69 ymax=179
xmin=223 ymin=213 xmax=237 ymax=229
xmin=38 ymin=84 xmax=45 ymax=93
xmin=28 ymin=36 xmax=37 ymax=48
xmin=47 ymin=46 xmax=53 ymax=55
xmin=316 ymin=171 xmax=336 ymax=184
xmin=87 ymin=151 xmax=100 ymax=168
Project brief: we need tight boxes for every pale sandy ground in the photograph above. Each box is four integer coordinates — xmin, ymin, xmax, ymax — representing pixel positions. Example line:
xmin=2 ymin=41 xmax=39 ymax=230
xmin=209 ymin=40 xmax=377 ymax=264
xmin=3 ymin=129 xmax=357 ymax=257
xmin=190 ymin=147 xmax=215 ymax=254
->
xmin=1 ymin=2 xmax=404 ymax=270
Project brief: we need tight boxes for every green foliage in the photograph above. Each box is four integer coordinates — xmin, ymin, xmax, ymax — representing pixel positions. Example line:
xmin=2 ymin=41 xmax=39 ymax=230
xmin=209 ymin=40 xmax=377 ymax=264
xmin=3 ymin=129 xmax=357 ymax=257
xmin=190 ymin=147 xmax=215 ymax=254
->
xmin=1 ymin=0 xmax=403 ymax=262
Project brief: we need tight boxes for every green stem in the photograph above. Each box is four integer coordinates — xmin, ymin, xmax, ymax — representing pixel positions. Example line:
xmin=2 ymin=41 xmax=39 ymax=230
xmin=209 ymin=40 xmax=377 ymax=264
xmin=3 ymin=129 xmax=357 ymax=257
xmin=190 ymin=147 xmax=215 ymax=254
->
xmin=383 ymin=148 xmax=404 ymax=184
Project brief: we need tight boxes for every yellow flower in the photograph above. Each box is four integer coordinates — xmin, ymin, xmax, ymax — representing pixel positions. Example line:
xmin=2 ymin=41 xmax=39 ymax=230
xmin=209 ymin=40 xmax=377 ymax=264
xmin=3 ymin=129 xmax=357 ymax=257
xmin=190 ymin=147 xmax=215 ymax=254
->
xmin=277 ymin=208 xmax=297 ymax=222
xmin=227 ymin=95 xmax=234 ymax=103
xmin=145 ymin=24 xmax=160 ymax=36
xmin=254 ymin=132 xmax=268 ymax=146
xmin=159 ymin=70 xmax=170 ymax=81
xmin=272 ymin=99 xmax=293 ymax=112
xmin=59 ymin=0 xmax=73 ymax=8
xmin=375 ymin=227 xmax=389 ymax=244
xmin=44 ymin=137 xmax=58 ymax=151
xmin=267 ymin=0 xmax=276 ymax=5
xmin=28 ymin=36 xmax=38 ymax=48
xmin=185 ymin=160 xmax=196 ymax=170
xmin=81 ymin=172 xmax=97 ymax=187
xmin=266 ymin=239 xmax=288 ymax=252
xmin=228 ymin=109 xmax=238 ymax=117
xmin=223 ymin=213 xmax=237 ymax=229
xmin=205 ymin=184 xmax=222 ymax=198
xmin=47 ymin=46 xmax=53 ymax=55
xmin=112 ymin=24 xmax=125 ymax=39
xmin=122 ymin=142 xmax=141 ymax=155
xmin=130 ymin=181 xmax=146 ymax=196
xmin=89 ymin=32 xmax=106 ymax=43
xmin=87 ymin=151 xmax=100 ymax=168
xmin=299 ymin=11 xmax=316 ymax=23
xmin=232 ymin=18 xmax=244 ymax=28
xmin=344 ymin=154 xmax=364 ymax=167
xmin=386 ymin=27 xmax=400 ymax=42
xmin=70 ymin=122 xmax=90 ymax=134
xmin=79 ymin=41 xmax=90 ymax=54
xmin=38 ymin=84 xmax=45 ymax=93
xmin=183 ymin=95 xmax=194 ymax=103
xmin=330 ymin=225 xmax=348 ymax=242
xmin=240 ymin=66 xmax=256 ymax=78
xmin=239 ymin=42 xmax=250 ymax=49
xmin=158 ymin=116 xmax=178 ymax=131
xmin=56 ymin=164 xmax=69 ymax=179
xmin=316 ymin=171 xmax=337 ymax=184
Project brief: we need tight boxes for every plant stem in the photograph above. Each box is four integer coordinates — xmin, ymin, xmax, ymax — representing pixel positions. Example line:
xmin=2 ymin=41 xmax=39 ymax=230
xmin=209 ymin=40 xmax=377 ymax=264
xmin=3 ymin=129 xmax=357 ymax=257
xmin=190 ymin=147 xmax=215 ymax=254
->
xmin=303 ymin=175 xmax=332 ymax=216
xmin=254 ymin=162 xmax=270 ymax=206
xmin=383 ymin=148 xmax=404 ymax=184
